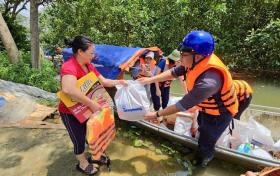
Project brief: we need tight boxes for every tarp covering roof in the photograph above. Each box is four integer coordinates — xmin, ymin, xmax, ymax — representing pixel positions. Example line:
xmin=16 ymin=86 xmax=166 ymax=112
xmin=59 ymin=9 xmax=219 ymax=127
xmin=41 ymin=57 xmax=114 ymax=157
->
xmin=62 ymin=44 xmax=162 ymax=79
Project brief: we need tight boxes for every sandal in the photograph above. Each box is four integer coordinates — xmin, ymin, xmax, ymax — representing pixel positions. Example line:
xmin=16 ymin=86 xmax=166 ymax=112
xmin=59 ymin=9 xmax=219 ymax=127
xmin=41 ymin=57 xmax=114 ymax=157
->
xmin=88 ymin=153 xmax=111 ymax=171
xmin=86 ymin=160 xmax=100 ymax=170
xmin=76 ymin=163 xmax=99 ymax=176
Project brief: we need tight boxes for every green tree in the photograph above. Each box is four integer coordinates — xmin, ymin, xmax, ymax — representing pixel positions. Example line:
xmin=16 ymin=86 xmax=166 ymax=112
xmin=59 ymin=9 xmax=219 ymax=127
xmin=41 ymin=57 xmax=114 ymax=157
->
xmin=240 ymin=19 xmax=280 ymax=73
xmin=0 ymin=0 xmax=30 ymax=51
xmin=40 ymin=0 xmax=280 ymax=73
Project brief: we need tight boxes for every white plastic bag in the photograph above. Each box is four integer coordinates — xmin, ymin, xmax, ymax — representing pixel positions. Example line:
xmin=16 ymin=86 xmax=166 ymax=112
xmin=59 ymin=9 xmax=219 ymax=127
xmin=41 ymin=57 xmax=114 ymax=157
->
xmin=174 ymin=116 xmax=192 ymax=137
xmin=114 ymin=80 xmax=150 ymax=121
xmin=216 ymin=127 xmax=231 ymax=148
xmin=230 ymin=119 xmax=251 ymax=149
xmin=247 ymin=117 xmax=274 ymax=149
xmin=167 ymin=96 xmax=182 ymax=106
xmin=273 ymin=139 xmax=280 ymax=151
xmin=251 ymin=147 xmax=273 ymax=160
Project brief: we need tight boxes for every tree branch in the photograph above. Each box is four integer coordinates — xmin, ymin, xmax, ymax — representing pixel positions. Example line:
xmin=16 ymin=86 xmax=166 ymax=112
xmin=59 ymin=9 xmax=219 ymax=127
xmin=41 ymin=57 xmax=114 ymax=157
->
xmin=14 ymin=0 xmax=30 ymax=16
xmin=3 ymin=0 xmax=13 ymax=16
xmin=3 ymin=0 xmax=30 ymax=18
xmin=37 ymin=0 xmax=52 ymax=6
xmin=11 ymin=1 xmax=21 ymax=17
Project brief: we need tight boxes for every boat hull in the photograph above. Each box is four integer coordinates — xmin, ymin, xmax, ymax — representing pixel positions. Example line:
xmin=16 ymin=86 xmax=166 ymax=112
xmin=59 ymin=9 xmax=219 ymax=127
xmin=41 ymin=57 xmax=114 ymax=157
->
xmin=134 ymin=119 xmax=280 ymax=169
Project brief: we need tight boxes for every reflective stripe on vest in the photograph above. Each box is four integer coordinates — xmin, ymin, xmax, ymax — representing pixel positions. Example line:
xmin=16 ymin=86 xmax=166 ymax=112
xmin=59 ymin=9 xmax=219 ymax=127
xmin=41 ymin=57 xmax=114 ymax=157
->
xmin=87 ymin=107 xmax=116 ymax=160
xmin=186 ymin=54 xmax=239 ymax=116
xmin=233 ymin=80 xmax=253 ymax=102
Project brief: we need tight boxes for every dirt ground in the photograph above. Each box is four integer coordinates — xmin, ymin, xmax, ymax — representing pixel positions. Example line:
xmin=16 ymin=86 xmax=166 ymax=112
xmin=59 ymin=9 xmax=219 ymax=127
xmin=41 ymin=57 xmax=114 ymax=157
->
xmin=0 ymin=127 xmax=183 ymax=176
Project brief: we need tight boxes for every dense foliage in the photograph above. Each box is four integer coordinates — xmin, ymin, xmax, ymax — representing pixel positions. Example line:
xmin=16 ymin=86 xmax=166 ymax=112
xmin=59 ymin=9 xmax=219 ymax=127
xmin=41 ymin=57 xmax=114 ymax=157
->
xmin=40 ymin=0 xmax=280 ymax=73
xmin=241 ymin=19 xmax=280 ymax=73
xmin=0 ymin=15 xmax=30 ymax=51
xmin=0 ymin=52 xmax=59 ymax=92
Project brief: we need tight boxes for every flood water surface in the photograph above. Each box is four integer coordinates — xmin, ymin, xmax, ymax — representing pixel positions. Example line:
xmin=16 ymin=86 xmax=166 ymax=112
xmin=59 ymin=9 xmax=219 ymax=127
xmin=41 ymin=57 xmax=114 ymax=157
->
xmin=171 ymin=78 xmax=280 ymax=108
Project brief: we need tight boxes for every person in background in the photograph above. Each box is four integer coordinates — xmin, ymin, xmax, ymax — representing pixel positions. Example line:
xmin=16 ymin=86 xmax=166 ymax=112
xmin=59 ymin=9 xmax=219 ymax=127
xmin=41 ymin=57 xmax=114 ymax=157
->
xmin=233 ymin=80 xmax=253 ymax=120
xmin=59 ymin=35 xmax=127 ymax=175
xmin=138 ymin=30 xmax=239 ymax=168
xmin=138 ymin=51 xmax=157 ymax=79
xmin=150 ymin=49 xmax=186 ymax=111
xmin=132 ymin=51 xmax=157 ymax=99
xmin=53 ymin=46 xmax=63 ymax=71
xmin=55 ymin=46 xmax=63 ymax=55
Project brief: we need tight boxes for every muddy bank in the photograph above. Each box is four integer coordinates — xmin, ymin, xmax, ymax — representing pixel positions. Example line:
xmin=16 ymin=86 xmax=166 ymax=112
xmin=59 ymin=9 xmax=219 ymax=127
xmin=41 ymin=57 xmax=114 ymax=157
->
xmin=0 ymin=128 xmax=184 ymax=176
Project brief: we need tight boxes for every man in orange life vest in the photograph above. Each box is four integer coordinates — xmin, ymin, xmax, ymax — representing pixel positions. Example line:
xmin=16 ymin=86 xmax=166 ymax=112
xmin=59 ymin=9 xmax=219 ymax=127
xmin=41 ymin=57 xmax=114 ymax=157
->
xmin=138 ymin=30 xmax=238 ymax=167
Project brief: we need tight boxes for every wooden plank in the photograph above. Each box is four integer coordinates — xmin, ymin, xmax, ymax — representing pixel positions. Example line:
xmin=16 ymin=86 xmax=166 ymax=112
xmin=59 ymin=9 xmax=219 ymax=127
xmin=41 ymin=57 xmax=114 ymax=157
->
xmin=26 ymin=104 xmax=56 ymax=121
xmin=0 ymin=120 xmax=65 ymax=129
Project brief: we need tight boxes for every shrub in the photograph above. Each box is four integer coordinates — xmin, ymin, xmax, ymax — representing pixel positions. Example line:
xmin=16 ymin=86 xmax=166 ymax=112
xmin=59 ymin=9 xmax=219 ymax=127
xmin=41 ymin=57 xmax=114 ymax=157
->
xmin=0 ymin=52 xmax=59 ymax=92
xmin=232 ymin=19 xmax=280 ymax=73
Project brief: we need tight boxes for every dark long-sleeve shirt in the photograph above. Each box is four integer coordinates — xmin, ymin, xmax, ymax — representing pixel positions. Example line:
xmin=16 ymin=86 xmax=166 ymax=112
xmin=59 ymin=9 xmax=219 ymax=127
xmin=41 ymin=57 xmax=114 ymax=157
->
xmin=171 ymin=66 xmax=223 ymax=111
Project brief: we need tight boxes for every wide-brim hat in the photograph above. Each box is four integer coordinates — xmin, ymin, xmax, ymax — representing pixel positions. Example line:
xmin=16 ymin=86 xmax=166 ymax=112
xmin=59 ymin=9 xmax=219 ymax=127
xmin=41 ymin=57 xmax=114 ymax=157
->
xmin=167 ymin=49 xmax=180 ymax=61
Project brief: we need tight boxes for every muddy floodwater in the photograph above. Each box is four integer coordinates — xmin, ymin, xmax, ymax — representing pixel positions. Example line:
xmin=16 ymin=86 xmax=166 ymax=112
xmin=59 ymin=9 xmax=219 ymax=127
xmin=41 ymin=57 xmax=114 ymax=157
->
xmin=0 ymin=127 xmax=247 ymax=176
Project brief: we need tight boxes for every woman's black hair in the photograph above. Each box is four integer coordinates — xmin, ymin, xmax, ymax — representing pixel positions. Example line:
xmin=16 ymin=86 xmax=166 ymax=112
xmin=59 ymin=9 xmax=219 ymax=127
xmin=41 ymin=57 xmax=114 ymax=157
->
xmin=64 ymin=36 xmax=93 ymax=54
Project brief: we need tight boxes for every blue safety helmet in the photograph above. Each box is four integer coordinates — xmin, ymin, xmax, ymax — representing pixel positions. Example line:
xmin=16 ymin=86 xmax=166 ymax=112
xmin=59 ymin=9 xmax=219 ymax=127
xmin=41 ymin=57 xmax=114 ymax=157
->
xmin=178 ymin=30 xmax=215 ymax=56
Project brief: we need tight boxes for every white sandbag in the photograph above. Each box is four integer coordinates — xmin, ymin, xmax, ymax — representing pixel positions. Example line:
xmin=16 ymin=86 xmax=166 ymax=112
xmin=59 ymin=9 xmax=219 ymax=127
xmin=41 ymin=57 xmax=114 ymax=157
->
xmin=114 ymin=80 xmax=150 ymax=121
xmin=247 ymin=117 xmax=274 ymax=149
xmin=174 ymin=116 xmax=192 ymax=137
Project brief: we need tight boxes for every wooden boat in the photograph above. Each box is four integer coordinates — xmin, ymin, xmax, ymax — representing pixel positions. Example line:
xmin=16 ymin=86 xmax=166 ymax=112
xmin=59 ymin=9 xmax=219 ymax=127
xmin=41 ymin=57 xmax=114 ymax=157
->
xmin=134 ymin=102 xmax=280 ymax=169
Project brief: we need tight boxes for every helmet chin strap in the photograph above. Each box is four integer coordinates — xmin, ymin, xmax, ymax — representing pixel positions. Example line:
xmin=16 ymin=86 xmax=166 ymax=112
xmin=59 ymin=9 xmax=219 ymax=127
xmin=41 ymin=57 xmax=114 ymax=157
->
xmin=190 ymin=54 xmax=205 ymax=70
xmin=190 ymin=54 xmax=196 ymax=70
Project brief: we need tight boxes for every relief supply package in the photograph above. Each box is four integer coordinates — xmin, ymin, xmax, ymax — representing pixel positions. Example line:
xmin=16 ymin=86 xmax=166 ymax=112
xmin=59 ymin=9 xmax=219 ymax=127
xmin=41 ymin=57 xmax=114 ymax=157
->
xmin=174 ymin=116 xmax=193 ymax=137
xmin=114 ymin=80 xmax=150 ymax=121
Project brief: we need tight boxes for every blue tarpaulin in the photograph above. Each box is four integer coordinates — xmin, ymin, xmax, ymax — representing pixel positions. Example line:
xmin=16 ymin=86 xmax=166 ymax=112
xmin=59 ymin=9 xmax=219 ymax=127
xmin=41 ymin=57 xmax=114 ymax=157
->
xmin=62 ymin=44 xmax=161 ymax=79
xmin=0 ymin=96 xmax=6 ymax=107
xmin=94 ymin=45 xmax=142 ymax=79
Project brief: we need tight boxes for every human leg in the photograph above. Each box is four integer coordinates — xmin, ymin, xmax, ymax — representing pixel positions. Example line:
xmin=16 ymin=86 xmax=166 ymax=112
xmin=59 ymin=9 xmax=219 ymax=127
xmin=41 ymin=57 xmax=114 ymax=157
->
xmin=150 ymin=83 xmax=161 ymax=111
xmin=195 ymin=112 xmax=232 ymax=167
xmin=60 ymin=113 xmax=98 ymax=174
xmin=161 ymin=86 xmax=170 ymax=109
